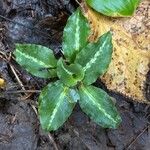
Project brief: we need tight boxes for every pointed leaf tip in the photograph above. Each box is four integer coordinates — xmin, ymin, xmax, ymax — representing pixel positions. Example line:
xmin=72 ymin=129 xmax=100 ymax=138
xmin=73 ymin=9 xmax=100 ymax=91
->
xmin=14 ymin=44 xmax=57 ymax=78
xmin=38 ymin=81 xmax=77 ymax=131
xmin=63 ymin=8 xmax=90 ymax=62
xmin=79 ymin=85 xmax=121 ymax=128
xmin=75 ymin=32 xmax=113 ymax=85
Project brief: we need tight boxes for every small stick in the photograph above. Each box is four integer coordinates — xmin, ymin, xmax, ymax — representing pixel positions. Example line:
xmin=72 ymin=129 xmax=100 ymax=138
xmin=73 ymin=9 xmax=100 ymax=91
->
xmin=75 ymin=0 xmax=80 ymax=5
xmin=5 ymin=90 xmax=41 ymax=94
xmin=10 ymin=65 xmax=25 ymax=90
xmin=126 ymin=126 xmax=148 ymax=149
xmin=31 ymin=104 xmax=38 ymax=115
xmin=9 ymin=64 xmax=38 ymax=115
xmin=48 ymin=133 xmax=59 ymax=150
xmin=75 ymin=0 xmax=83 ymax=7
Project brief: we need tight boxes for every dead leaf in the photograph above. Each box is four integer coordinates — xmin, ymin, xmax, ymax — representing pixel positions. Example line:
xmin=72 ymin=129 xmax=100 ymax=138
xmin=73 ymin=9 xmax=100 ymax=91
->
xmin=82 ymin=0 xmax=150 ymax=103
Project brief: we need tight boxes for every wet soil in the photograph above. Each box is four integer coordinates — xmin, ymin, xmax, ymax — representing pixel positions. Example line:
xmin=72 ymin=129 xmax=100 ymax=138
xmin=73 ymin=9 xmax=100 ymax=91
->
xmin=0 ymin=0 xmax=150 ymax=150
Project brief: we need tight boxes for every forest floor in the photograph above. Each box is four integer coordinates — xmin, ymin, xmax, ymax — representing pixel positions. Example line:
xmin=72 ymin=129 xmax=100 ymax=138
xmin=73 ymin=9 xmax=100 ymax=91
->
xmin=0 ymin=0 xmax=149 ymax=150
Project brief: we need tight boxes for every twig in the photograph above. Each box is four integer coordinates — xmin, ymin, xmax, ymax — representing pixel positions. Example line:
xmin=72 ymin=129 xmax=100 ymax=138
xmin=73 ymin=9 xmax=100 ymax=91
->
xmin=0 ymin=50 xmax=6 ymax=56
xmin=31 ymin=104 xmax=38 ymax=115
xmin=5 ymin=90 xmax=41 ymax=94
xmin=9 ymin=63 xmax=38 ymax=115
xmin=75 ymin=0 xmax=83 ymax=7
xmin=75 ymin=0 xmax=80 ymax=5
xmin=48 ymin=133 xmax=59 ymax=150
xmin=10 ymin=65 xmax=25 ymax=90
xmin=126 ymin=126 xmax=149 ymax=149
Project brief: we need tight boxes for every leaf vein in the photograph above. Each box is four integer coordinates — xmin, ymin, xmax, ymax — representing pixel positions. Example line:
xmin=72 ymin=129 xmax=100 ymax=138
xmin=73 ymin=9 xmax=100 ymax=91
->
xmin=83 ymin=87 xmax=117 ymax=124
xmin=83 ymin=37 xmax=108 ymax=71
xmin=47 ymin=87 xmax=67 ymax=129
xmin=75 ymin=12 xmax=80 ymax=51
xmin=16 ymin=49 xmax=52 ymax=68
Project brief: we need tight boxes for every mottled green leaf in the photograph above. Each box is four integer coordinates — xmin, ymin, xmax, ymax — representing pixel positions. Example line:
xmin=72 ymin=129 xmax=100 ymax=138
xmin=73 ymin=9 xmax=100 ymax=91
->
xmin=57 ymin=59 xmax=84 ymax=87
xmin=14 ymin=44 xmax=57 ymax=78
xmin=79 ymin=84 xmax=121 ymax=128
xmin=63 ymin=8 xmax=90 ymax=62
xmin=86 ymin=0 xmax=140 ymax=17
xmin=75 ymin=32 xmax=112 ymax=85
xmin=67 ymin=88 xmax=80 ymax=103
xmin=39 ymin=81 xmax=77 ymax=131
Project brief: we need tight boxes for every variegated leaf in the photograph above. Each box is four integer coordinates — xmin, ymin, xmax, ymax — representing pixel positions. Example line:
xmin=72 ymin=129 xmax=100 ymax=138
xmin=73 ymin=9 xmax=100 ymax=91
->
xmin=57 ymin=59 xmax=84 ymax=87
xmin=86 ymin=0 xmax=140 ymax=17
xmin=75 ymin=32 xmax=113 ymax=85
xmin=79 ymin=84 xmax=121 ymax=128
xmin=39 ymin=81 xmax=77 ymax=131
xmin=14 ymin=44 xmax=57 ymax=78
xmin=62 ymin=8 xmax=90 ymax=62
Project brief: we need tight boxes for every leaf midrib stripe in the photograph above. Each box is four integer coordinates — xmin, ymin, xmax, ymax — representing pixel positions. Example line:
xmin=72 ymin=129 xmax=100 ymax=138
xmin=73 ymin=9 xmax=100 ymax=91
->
xmin=82 ymin=87 xmax=117 ymax=124
xmin=61 ymin=62 xmax=73 ymax=75
xmin=75 ymin=12 xmax=80 ymax=51
xmin=16 ymin=49 xmax=52 ymax=68
xmin=47 ymin=87 xmax=68 ymax=129
xmin=83 ymin=37 xmax=108 ymax=71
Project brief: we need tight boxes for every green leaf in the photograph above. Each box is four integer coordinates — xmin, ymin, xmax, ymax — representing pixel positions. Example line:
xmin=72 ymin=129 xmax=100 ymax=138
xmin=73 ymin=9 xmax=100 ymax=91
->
xmin=79 ymin=84 xmax=121 ymax=128
xmin=57 ymin=59 xmax=84 ymax=87
xmin=62 ymin=8 xmax=90 ymax=62
xmin=75 ymin=32 xmax=112 ymax=85
xmin=86 ymin=0 xmax=140 ymax=17
xmin=14 ymin=44 xmax=57 ymax=78
xmin=67 ymin=88 xmax=80 ymax=103
xmin=39 ymin=81 xmax=77 ymax=131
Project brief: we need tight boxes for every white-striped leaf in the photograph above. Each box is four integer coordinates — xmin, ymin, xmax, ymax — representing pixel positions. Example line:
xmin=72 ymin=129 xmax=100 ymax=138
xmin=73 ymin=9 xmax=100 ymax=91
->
xmin=75 ymin=32 xmax=113 ymax=85
xmin=57 ymin=59 xmax=84 ymax=87
xmin=86 ymin=0 xmax=140 ymax=17
xmin=62 ymin=8 xmax=90 ymax=62
xmin=39 ymin=81 xmax=77 ymax=131
xmin=79 ymin=84 xmax=121 ymax=128
xmin=14 ymin=44 xmax=57 ymax=78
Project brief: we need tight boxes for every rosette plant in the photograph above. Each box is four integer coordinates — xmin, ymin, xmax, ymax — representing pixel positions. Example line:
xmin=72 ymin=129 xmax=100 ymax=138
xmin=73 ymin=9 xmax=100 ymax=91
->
xmin=14 ymin=0 xmax=140 ymax=131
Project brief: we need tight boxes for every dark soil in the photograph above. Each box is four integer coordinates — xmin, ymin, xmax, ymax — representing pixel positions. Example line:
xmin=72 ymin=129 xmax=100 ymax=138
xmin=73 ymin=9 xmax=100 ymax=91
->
xmin=0 ymin=0 xmax=150 ymax=150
